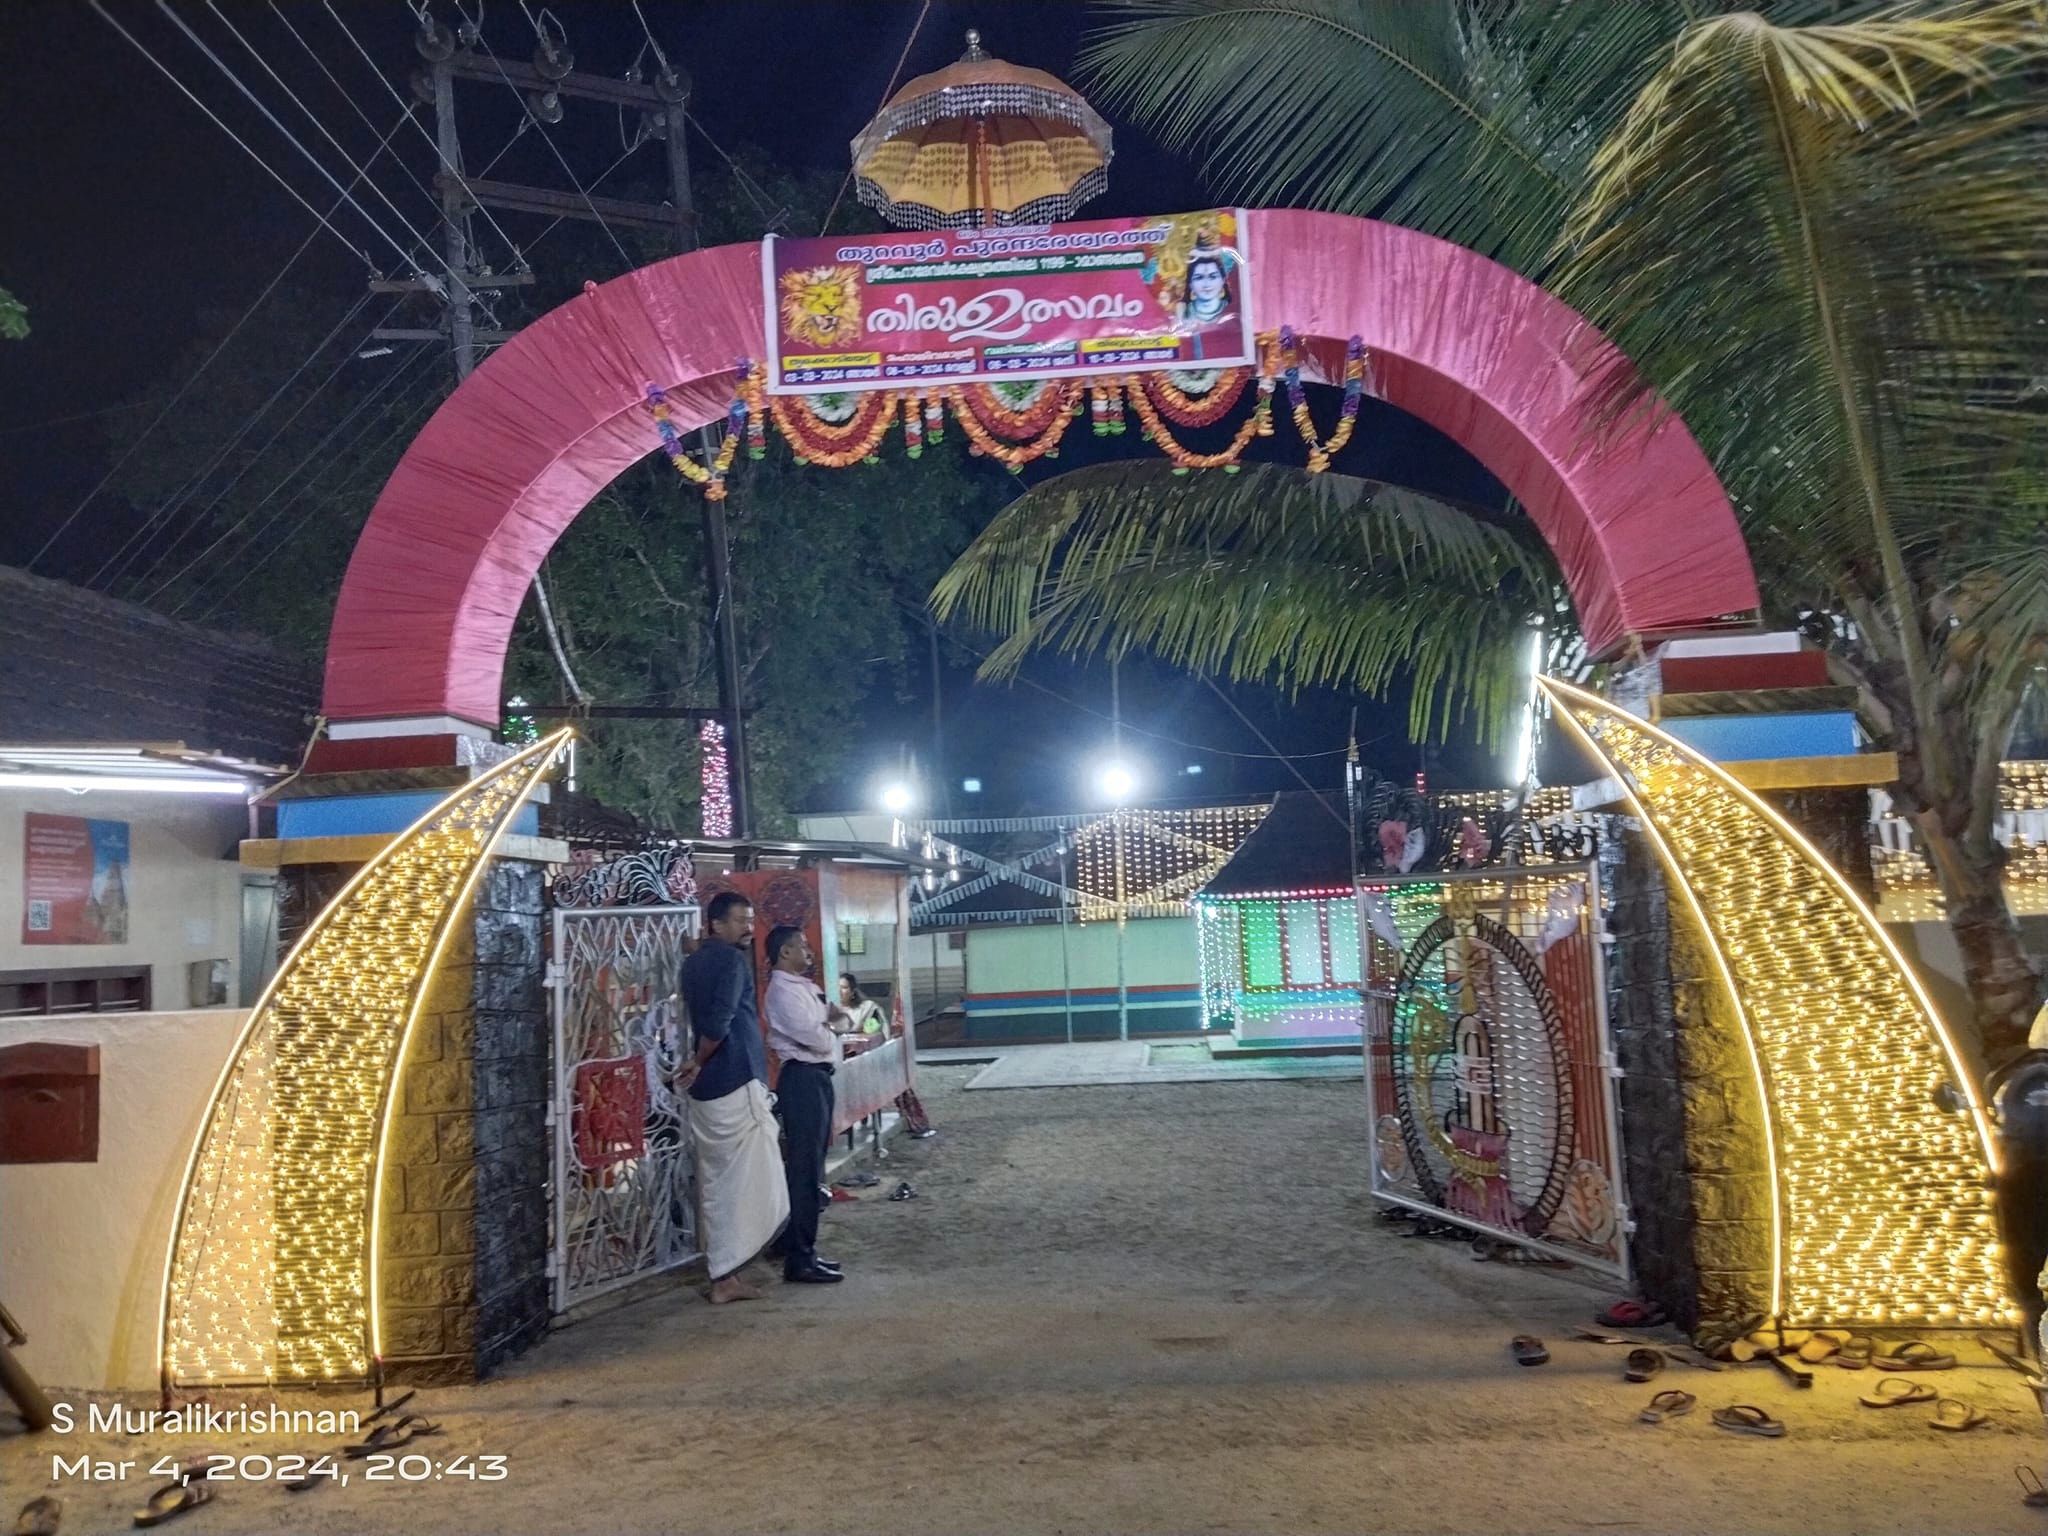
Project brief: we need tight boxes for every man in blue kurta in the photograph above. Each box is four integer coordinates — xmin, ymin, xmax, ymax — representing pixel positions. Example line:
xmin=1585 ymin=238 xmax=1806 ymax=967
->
xmin=679 ymin=891 xmax=788 ymax=1303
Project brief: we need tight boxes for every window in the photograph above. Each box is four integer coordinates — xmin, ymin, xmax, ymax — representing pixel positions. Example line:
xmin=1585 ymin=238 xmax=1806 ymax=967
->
xmin=0 ymin=966 xmax=151 ymax=1017
xmin=1284 ymin=902 xmax=1326 ymax=986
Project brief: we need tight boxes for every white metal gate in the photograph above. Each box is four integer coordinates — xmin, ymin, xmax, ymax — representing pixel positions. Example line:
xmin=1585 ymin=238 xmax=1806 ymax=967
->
xmin=550 ymin=906 xmax=700 ymax=1311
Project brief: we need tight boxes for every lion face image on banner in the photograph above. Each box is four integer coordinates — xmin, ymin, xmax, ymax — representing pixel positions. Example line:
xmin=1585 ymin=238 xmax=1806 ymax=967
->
xmin=779 ymin=264 xmax=864 ymax=350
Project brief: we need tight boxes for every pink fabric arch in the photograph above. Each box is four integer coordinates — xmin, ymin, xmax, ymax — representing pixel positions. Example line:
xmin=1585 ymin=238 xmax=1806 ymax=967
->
xmin=322 ymin=210 xmax=1758 ymax=725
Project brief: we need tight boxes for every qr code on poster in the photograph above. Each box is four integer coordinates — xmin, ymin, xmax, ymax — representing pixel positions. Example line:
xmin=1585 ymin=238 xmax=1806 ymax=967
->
xmin=26 ymin=900 xmax=51 ymax=932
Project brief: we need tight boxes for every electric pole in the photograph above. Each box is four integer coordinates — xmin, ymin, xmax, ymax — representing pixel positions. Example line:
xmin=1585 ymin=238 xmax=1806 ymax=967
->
xmin=372 ymin=13 xmax=754 ymax=834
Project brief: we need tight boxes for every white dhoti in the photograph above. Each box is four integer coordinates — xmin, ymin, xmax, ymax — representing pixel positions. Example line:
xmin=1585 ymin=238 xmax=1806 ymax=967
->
xmin=689 ymin=1078 xmax=788 ymax=1278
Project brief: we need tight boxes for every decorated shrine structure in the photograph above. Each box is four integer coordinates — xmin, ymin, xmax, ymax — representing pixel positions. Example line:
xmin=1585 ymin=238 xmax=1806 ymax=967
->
xmin=150 ymin=150 xmax=2020 ymax=1389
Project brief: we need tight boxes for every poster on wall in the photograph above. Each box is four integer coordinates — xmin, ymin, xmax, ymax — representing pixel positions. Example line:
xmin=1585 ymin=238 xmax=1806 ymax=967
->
xmin=23 ymin=813 xmax=131 ymax=945
xmin=762 ymin=208 xmax=1254 ymax=393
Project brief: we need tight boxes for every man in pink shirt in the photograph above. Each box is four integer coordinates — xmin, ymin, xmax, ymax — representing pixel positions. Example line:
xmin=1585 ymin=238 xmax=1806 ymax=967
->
xmin=762 ymin=924 xmax=846 ymax=1284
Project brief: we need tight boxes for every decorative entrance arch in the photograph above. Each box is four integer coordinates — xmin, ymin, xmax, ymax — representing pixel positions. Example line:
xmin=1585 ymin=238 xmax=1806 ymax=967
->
xmin=321 ymin=209 xmax=1758 ymax=729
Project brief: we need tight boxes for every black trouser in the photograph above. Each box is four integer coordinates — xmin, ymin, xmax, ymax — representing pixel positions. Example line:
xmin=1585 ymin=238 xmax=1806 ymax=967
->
xmin=776 ymin=1061 xmax=835 ymax=1274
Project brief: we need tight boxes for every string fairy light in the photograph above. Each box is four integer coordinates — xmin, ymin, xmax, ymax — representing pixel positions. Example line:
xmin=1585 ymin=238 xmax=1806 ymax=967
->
xmin=1543 ymin=678 xmax=2010 ymax=1329
xmin=162 ymin=733 xmax=572 ymax=1389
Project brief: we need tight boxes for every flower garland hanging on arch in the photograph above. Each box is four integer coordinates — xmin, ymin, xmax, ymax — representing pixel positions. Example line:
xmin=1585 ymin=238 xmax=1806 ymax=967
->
xmin=645 ymin=335 xmax=1369 ymax=497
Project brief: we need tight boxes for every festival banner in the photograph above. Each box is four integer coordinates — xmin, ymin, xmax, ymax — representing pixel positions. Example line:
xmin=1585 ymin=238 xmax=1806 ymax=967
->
xmin=761 ymin=209 xmax=1254 ymax=394
xmin=23 ymin=813 xmax=131 ymax=945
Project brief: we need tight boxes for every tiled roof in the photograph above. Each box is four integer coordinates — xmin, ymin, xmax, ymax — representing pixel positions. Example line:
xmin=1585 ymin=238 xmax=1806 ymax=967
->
xmin=0 ymin=564 xmax=317 ymax=766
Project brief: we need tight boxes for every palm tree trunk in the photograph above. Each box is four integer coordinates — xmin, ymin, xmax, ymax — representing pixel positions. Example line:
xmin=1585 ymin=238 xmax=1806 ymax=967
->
xmin=1915 ymin=816 xmax=2044 ymax=1068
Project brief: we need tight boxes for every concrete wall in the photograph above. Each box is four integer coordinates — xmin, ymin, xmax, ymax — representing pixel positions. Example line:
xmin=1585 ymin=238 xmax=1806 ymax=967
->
xmin=962 ymin=918 xmax=1201 ymax=1041
xmin=0 ymin=1008 xmax=244 ymax=1391
xmin=0 ymin=790 xmax=247 ymax=1008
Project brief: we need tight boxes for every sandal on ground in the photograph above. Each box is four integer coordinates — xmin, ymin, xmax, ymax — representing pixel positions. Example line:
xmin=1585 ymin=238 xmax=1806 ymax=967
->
xmin=363 ymin=1388 xmax=417 ymax=1426
xmin=1796 ymin=1335 xmax=1842 ymax=1363
xmin=1639 ymin=1389 xmax=1696 ymax=1424
xmin=1625 ymin=1347 xmax=1665 ymax=1383
xmin=888 ymin=1181 xmax=919 ymax=1201
xmin=15 ymin=1496 xmax=62 ymax=1536
xmin=1859 ymin=1378 xmax=1938 ymax=1408
xmin=1510 ymin=1335 xmax=1549 ymax=1366
xmin=1598 ymin=1299 xmax=1667 ymax=1329
xmin=1835 ymin=1335 xmax=1875 ymax=1368
xmin=1931 ymin=1397 xmax=1986 ymax=1432
xmin=1874 ymin=1340 xmax=1955 ymax=1371
xmin=2016 ymin=1467 xmax=2048 ymax=1508
xmin=344 ymin=1413 xmax=443 ymax=1458
xmin=132 ymin=1482 xmax=213 ymax=1528
xmin=1711 ymin=1404 xmax=1785 ymax=1438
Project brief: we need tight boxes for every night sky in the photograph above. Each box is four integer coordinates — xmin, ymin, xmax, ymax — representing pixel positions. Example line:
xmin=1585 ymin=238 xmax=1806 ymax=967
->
xmin=0 ymin=1 xmax=1517 ymax=814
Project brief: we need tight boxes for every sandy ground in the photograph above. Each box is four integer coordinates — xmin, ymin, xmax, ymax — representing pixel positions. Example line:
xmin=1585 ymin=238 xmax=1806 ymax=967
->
xmin=8 ymin=1064 xmax=2047 ymax=1535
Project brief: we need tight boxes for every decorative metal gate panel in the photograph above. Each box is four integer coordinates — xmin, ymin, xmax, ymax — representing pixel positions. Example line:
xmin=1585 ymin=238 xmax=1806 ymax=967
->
xmin=551 ymin=906 xmax=700 ymax=1311
xmin=1360 ymin=864 xmax=1629 ymax=1279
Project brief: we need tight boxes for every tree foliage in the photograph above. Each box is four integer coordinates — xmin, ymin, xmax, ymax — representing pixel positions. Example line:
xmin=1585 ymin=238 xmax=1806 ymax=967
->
xmin=941 ymin=0 xmax=2048 ymax=1058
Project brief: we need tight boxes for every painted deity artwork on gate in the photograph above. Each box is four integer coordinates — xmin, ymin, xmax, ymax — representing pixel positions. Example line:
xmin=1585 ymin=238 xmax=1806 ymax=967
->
xmin=1361 ymin=866 xmax=1628 ymax=1277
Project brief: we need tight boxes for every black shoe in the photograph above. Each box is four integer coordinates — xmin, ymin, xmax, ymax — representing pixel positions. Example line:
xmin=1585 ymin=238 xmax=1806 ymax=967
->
xmin=908 ymin=1128 xmax=938 ymax=1139
xmin=811 ymin=1256 xmax=843 ymax=1273
xmin=784 ymin=1264 xmax=845 ymax=1284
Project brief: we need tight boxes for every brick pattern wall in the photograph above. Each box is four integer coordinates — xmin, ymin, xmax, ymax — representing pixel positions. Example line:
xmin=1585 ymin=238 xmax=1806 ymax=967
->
xmin=469 ymin=860 xmax=550 ymax=1374
xmin=1603 ymin=830 xmax=1773 ymax=1331
xmin=376 ymin=858 xmax=550 ymax=1384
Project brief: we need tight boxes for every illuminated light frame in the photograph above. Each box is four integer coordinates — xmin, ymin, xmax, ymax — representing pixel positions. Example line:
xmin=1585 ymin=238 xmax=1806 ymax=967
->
xmin=1541 ymin=677 xmax=2004 ymax=1327
xmin=1193 ymin=886 xmax=1368 ymax=1039
xmin=158 ymin=729 xmax=572 ymax=1394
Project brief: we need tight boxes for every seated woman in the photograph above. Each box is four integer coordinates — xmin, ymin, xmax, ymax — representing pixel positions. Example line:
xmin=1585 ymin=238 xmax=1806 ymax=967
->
xmin=838 ymin=973 xmax=936 ymax=1139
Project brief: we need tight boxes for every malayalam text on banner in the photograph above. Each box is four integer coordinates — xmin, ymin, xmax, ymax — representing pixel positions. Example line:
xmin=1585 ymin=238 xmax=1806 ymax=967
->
xmin=761 ymin=209 xmax=1254 ymax=394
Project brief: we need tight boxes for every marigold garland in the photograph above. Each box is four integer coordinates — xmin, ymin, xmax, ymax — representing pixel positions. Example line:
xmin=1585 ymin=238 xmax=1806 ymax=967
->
xmin=1121 ymin=373 xmax=1266 ymax=473
xmin=1139 ymin=368 xmax=1250 ymax=428
xmin=648 ymin=331 xmax=1365 ymax=496
xmin=945 ymin=383 xmax=1079 ymax=471
xmin=1276 ymin=328 xmax=1367 ymax=473
xmin=769 ymin=389 xmax=900 ymax=466
xmin=649 ymin=371 xmax=749 ymax=500
xmin=959 ymin=379 xmax=1082 ymax=440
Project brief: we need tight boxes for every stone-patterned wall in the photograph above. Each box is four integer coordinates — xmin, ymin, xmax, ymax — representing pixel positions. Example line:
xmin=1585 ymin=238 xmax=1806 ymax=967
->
xmin=1603 ymin=830 xmax=1773 ymax=1330
xmin=469 ymin=859 xmax=550 ymax=1374
xmin=1763 ymin=788 xmax=1876 ymax=904
xmin=376 ymin=857 xmax=550 ymax=1384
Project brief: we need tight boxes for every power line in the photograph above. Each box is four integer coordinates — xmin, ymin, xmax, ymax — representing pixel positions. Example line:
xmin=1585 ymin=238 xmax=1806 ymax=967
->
xmin=151 ymin=0 xmax=434 ymax=280
xmin=316 ymin=0 xmax=529 ymax=272
xmin=819 ymin=0 xmax=932 ymax=235
xmin=202 ymin=0 xmax=457 ymax=295
xmin=85 ymin=0 xmax=375 ymax=272
xmin=185 ymin=364 xmax=451 ymax=620
xmin=144 ymin=339 xmax=434 ymax=606
xmin=450 ymin=4 xmax=637 ymax=269
xmin=27 ymin=99 xmax=424 ymax=573
xmin=255 ymin=1 xmax=452 ymax=248
xmin=94 ymin=293 xmax=392 ymax=591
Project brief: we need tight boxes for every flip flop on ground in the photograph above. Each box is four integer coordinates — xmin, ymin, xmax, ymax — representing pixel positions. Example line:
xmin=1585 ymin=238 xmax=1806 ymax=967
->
xmin=1598 ymin=1299 xmax=1667 ymax=1329
xmin=1510 ymin=1335 xmax=1549 ymax=1366
xmin=1625 ymin=1348 xmax=1665 ymax=1383
xmin=1712 ymin=1404 xmax=1785 ymax=1438
xmin=2015 ymin=1467 xmax=2048 ymax=1508
xmin=1931 ymin=1397 xmax=1987 ymax=1432
xmin=1836 ymin=1336 xmax=1875 ymax=1368
xmin=131 ymin=1482 xmax=212 ymax=1528
xmin=1874 ymin=1340 xmax=1955 ymax=1371
xmin=1639 ymin=1390 xmax=1696 ymax=1424
xmin=1859 ymin=1378 xmax=1938 ymax=1408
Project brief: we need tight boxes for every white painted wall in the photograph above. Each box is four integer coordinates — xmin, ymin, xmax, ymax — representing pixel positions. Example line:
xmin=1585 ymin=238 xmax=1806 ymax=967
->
xmin=0 ymin=789 xmax=248 ymax=1007
xmin=0 ymin=1008 xmax=244 ymax=1390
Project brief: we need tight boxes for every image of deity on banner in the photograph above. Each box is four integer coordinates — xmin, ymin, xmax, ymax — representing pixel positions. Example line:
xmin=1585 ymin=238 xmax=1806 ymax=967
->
xmin=1141 ymin=210 xmax=1246 ymax=362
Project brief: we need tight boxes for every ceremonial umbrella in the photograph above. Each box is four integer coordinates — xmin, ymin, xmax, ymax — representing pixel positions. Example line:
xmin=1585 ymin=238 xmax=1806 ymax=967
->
xmin=849 ymin=30 xmax=1114 ymax=230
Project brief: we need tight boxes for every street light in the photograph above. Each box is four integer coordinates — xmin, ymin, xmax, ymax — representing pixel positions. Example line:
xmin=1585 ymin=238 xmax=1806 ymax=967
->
xmin=1096 ymin=760 xmax=1138 ymax=804
xmin=879 ymin=781 xmax=915 ymax=815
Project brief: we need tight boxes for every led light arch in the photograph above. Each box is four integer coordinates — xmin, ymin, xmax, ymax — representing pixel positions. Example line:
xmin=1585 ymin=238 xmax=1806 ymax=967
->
xmin=1541 ymin=679 xmax=2006 ymax=1327
xmin=159 ymin=731 xmax=572 ymax=1391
